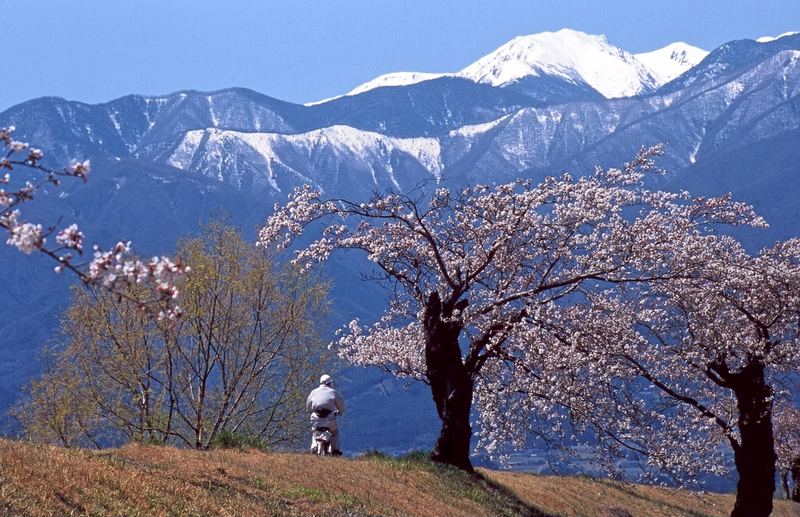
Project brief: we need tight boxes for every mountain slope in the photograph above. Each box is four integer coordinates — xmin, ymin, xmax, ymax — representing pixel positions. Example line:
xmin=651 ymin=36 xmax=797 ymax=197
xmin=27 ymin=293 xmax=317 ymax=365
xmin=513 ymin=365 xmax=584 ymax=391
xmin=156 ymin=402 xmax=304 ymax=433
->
xmin=303 ymin=77 xmax=542 ymax=137
xmin=658 ymin=32 xmax=800 ymax=93
xmin=161 ymin=125 xmax=443 ymax=195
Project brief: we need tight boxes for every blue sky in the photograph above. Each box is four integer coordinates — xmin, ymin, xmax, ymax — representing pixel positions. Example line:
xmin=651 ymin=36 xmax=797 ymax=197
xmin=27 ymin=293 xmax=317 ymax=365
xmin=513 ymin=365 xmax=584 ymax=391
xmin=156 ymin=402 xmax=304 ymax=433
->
xmin=5 ymin=0 xmax=798 ymax=110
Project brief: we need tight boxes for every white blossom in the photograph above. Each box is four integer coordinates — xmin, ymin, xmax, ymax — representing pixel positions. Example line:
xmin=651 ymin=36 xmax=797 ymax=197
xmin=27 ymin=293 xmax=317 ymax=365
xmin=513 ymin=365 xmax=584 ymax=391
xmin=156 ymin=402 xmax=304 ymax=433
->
xmin=7 ymin=221 xmax=43 ymax=254
xmin=56 ymin=223 xmax=84 ymax=252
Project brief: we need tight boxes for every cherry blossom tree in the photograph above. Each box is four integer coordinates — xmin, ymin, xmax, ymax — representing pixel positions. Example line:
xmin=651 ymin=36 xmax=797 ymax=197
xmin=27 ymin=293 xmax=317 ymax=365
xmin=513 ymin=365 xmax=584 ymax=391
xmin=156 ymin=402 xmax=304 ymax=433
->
xmin=0 ymin=126 xmax=187 ymax=319
xmin=775 ymin=403 xmax=800 ymax=502
xmin=258 ymin=146 xmax=763 ymax=472
xmin=499 ymin=235 xmax=800 ymax=517
xmin=640 ymin=238 xmax=800 ymax=517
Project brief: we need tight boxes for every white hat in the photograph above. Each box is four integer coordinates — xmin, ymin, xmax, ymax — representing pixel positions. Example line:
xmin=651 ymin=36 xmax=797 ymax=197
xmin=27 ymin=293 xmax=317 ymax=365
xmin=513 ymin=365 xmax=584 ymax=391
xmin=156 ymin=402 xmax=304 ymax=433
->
xmin=320 ymin=374 xmax=332 ymax=386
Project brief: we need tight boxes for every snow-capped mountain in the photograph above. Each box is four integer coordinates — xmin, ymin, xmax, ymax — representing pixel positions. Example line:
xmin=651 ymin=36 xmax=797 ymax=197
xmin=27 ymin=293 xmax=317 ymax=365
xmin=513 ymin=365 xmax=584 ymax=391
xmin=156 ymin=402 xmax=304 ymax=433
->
xmin=458 ymin=29 xmax=659 ymax=98
xmin=4 ymin=32 xmax=796 ymax=200
xmin=347 ymin=72 xmax=448 ymax=97
xmin=634 ymin=42 xmax=709 ymax=86
xmin=756 ymin=31 xmax=799 ymax=43
xmin=152 ymin=45 xmax=799 ymax=198
xmin=306 ymin=72 xmax=449 ymax=106
xmin=316 ymin=29 xmax=709 ymax=102
xmin=306 ymin=72 xmax=453 ymax=107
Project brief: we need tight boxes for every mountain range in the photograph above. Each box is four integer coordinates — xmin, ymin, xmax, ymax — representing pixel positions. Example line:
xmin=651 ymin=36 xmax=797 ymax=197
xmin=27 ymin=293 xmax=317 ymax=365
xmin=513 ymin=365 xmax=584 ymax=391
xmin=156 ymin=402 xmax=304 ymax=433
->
xmin=1 ymin=29 xmax=799 ymax=460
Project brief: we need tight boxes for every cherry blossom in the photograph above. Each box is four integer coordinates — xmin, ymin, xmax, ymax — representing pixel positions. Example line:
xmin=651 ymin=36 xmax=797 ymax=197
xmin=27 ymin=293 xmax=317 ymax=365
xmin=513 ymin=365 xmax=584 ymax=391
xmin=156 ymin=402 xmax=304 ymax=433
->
xmin=6 ymin=220 xmax=44 ymax=254
xmin=774 ymin=403 xmax=800 ymax=501
xmin=0 ymin=126 xmax=188 ymax=320
xmin=259 ymin=145 xmax=767 ymax=476
xmin=485 ymin=233 xmax=800 ymax=517
xmin=55 ymin=224 xmax=84 ymax=252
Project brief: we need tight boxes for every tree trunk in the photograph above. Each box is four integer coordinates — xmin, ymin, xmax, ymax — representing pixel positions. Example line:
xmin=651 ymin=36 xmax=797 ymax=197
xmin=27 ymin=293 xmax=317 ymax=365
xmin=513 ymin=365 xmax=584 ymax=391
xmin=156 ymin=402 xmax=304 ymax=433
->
xmin=791 ymin=460 xmax=800 ymax=503
xmin=781 ymin=469 xmax=790 ymax=500
xmin=423 ymin=292 xmax=474 ymax=472
xmin=730 ymin=361 xmax=776 ymax=517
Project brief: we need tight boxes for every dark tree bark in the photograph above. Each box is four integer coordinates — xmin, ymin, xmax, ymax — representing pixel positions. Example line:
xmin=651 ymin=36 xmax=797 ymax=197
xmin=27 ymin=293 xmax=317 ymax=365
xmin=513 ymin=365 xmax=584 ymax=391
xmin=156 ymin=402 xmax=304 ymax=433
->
xmin=423 ymin=292 xmax=474 ymax=472
xmin=791 ymin=459 xmax=800 ymax=503
xmin=730 ymin=361 xmax=776 ymax=517
xmin=782 ymin=470 xmax=790 ymax=500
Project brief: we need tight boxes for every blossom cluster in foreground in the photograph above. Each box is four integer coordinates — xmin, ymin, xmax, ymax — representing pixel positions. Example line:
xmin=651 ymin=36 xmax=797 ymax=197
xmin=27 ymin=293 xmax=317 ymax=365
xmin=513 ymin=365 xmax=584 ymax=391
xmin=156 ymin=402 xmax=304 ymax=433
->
xmin=0 ymin=126 xmax=188 ymax=320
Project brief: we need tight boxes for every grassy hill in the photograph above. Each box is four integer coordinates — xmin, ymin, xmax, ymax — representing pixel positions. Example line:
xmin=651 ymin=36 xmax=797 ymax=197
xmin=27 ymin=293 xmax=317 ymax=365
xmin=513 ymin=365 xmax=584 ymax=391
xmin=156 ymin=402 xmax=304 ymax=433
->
xmin=1 ymin=439 xmax=798 ymax=517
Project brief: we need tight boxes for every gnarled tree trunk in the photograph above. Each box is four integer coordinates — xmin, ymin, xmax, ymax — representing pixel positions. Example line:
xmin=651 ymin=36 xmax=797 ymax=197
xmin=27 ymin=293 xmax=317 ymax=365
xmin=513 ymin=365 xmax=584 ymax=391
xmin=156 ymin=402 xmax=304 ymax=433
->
xmin=791 ymin=460 xmax=800 ymax=502
xmin=423 ymin=292 xmax=474 ymax=472
xmin=730 ymin=361 xmax=776 ymax=517
xmin=782 ymin=470 xmax=790 ymax=500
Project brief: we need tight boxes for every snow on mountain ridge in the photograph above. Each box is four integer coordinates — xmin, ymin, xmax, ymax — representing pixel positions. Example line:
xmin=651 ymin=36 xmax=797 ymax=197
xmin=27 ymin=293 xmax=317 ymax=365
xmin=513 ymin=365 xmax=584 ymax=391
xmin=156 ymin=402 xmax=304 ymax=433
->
xmin=311 ymin=28 xmax=707 ymax=103
xmin=448 ymin=113 xmax=513 ymax=138
xmin=305 ymin=72 xmax=450 ymax=106
xmin=347 ymin=72 xmax=449 ymax=96
xmin=458 ymin=28 xmax=659 ymax=98
xmin=756 ymin=31 xmax=799 ymax=43
xmin=635 ymin=42 xmax=709 ymax=86
xmin=168 ymin=125 xmax=444 ymax=190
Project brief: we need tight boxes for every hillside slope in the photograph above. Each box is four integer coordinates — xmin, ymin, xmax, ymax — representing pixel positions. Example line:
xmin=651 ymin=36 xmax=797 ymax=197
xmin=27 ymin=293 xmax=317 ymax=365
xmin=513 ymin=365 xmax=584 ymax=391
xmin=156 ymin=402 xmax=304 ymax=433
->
xmin=1 ymin=440 xmax=798 ymax=517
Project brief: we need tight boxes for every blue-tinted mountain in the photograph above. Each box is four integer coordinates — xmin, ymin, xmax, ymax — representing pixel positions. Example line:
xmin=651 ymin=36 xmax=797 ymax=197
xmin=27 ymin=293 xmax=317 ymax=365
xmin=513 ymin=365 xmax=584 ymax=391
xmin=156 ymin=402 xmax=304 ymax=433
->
xmin=658 ymin=32 xmax=800 ymax=93
xmin=307 ymin=75 xmax=603 ymax=137
xmin=1 ymin=88 xmax=309 ymax=163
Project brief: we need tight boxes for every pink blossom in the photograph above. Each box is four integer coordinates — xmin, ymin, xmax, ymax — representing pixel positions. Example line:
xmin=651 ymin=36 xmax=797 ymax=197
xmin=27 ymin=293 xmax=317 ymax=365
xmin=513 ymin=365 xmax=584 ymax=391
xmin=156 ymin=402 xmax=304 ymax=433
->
xmin=1 ymin=126 xmax=187 ymax=320
xmin=70 ymin=159 xmax=90 ymax=180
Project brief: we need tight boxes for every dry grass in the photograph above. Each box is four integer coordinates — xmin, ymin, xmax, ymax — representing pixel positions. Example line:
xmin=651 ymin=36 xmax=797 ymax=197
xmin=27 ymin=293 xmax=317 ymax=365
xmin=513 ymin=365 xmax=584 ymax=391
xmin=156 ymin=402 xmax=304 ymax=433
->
xmin=483 ymin=470 xmax=800 ymax=517
xmin=0 ymin=439 xmax=797 ymax=517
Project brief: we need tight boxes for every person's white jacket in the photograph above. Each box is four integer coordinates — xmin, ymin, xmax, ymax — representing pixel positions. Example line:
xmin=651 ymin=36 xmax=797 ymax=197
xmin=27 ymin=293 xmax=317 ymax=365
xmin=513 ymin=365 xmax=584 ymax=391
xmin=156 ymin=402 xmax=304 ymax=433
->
xmin=306 ymin=383 xmax=345 ymax=451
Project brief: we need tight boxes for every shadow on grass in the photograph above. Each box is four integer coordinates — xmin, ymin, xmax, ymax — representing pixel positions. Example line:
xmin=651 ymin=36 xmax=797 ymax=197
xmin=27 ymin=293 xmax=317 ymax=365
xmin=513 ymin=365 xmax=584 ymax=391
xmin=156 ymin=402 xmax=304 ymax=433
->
xmin=592 ymin=477 xmax=718 ymax=517
xmin=360 ymin=450 xmax=558 ymax=517
xmin=55 ymin=492 xmax=87 ymax=514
